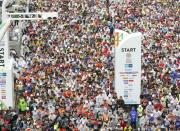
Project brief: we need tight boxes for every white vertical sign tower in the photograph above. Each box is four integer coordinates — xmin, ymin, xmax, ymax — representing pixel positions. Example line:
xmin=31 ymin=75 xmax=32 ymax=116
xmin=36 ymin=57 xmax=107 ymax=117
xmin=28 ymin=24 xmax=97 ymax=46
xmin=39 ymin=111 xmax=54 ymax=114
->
xmin=115 ymin=29 xmax=142 ymax=104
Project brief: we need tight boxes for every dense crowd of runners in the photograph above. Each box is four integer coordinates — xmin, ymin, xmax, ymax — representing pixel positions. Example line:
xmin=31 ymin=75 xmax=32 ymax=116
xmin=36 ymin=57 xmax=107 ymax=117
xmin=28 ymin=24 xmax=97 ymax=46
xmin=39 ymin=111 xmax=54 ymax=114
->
xmin=0 ymin=0 xmax=179 ymax=130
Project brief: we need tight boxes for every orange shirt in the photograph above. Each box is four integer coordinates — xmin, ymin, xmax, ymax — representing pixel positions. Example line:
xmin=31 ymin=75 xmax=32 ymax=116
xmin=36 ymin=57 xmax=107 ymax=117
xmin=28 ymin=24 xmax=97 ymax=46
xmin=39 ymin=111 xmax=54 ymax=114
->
xmin=102 ymin=113 xmax=109 ymax=122
xmin=95 ymin=63 xmax=103 ymax=68
xmin=25 ymin=76 xmax=31 ymax=82
xmin=63 ymin=90 xmax=72 ymax=98
xmin=18 ymin=76 xmax=24 ymax=81
xmin=58 ymin=108 xmax=65 ymax=114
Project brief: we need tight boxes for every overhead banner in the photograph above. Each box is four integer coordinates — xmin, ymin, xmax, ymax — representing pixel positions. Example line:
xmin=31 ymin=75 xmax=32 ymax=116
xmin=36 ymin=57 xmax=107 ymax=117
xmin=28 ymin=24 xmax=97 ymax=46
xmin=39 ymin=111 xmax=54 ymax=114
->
xmin=115 ymin=29 xmax=142 ymax=104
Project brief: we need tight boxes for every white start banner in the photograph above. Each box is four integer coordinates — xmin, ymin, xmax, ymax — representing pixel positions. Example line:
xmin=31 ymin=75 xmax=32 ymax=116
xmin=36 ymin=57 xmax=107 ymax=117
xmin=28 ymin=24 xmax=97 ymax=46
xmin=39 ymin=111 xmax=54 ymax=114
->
xmin=115 ymin=29 xmax=142 ymax=104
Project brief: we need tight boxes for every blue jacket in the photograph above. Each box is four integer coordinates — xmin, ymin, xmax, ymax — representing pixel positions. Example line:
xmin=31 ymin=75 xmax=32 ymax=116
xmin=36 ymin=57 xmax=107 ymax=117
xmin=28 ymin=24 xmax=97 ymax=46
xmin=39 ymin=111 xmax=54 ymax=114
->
xmin=130 ymin=107 xmax=137 ymax=122
xmin=176 ymin=119 xmax=180 ymax=129
xmin=170 ymin=71 xmax=179 ymax=79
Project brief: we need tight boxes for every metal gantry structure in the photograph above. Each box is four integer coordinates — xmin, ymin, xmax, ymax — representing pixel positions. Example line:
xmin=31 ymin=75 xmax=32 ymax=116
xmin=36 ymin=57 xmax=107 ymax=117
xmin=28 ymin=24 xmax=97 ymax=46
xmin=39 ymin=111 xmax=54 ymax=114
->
xmin=0 ymin=0 xmax=58 ymax=109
